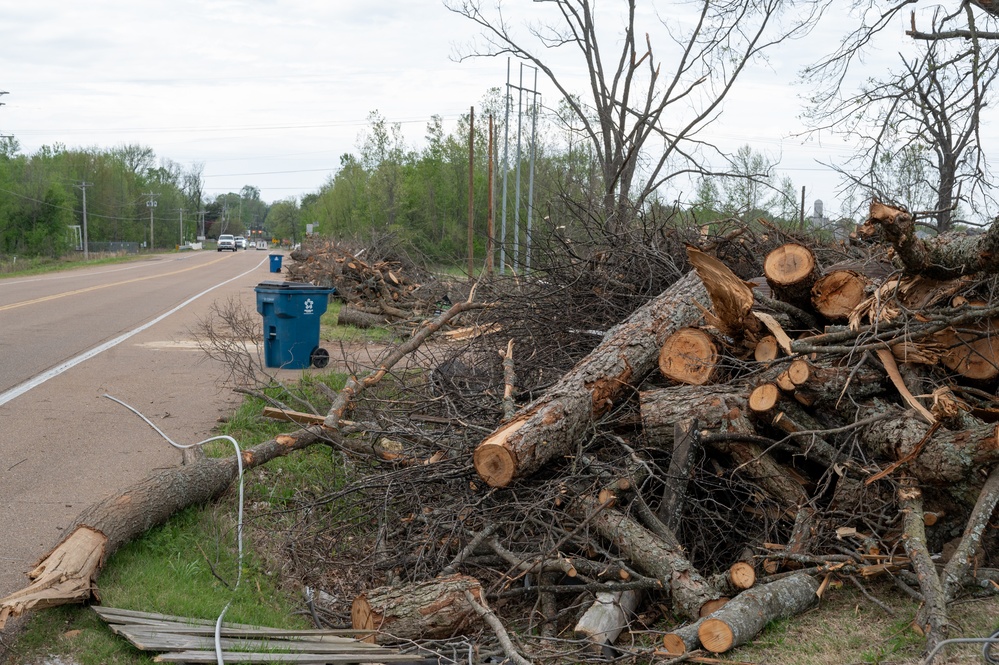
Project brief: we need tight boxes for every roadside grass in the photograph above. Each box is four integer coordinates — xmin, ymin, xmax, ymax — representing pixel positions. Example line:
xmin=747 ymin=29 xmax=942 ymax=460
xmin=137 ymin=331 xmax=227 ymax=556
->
xmin=0 ymin=253 xmax=145 ymax=278
xmin=6 ymin=374 xmax=353 ymax=665
xmin=320 ymin=300 xmax=400 ymax=344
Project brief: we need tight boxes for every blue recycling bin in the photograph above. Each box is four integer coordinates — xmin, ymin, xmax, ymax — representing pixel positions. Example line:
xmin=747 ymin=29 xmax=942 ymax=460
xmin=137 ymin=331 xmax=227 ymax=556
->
xmin=254 ymin=281 xmax=333 ymax=369
xmin=269 ymin=254 xmax=283 ymax=273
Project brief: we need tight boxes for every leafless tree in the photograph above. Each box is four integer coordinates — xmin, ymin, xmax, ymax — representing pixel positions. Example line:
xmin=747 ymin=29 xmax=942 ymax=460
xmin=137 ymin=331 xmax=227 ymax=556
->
xmin=445 ymin=0 xmax=820 ymax=237
xmin=805 ymin=39 xmax=999 ymax=232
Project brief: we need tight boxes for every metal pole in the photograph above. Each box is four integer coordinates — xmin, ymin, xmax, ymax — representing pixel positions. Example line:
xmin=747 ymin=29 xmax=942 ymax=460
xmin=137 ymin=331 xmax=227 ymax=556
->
xmin=487 ymin=114 xmax=495 ymax=278
xmin=525 ymin=84 xmax=539 ymax=273
xmin=513 ymin=63 xmax=524 ymax=271
xmin=145 ymin=192 xmax=157 ymax=249
xmin=500 ymin=58 xmax=511 ymax=275
xmin=467 ymin=106 xmax=475 ymax=280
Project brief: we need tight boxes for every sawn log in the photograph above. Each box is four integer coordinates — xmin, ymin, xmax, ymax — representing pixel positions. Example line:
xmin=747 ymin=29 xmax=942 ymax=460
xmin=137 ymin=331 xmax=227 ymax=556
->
xmin=474 ymin=270 xmax=709 ymax=487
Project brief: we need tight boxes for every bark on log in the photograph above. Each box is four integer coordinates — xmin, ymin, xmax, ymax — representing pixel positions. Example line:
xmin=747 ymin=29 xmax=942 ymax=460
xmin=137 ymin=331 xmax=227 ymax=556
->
xmin=0 ymin=427 xmax=326 ymax=627
xmin=862 ymin=200 xmax=999 ymax=278
xmin=941 ymin=463 xmax=999 ymax=602
xmin=336 ymin=306 xmax=391 ymax=328
xmin=350 ymin=574 xmax=483 ymax=643
xmin=573 ymin=589 xmax=641 ymax=656
xmin=697 ymin=573 xmax=820 ymax=653
xmin=658 ymin=419 xmax=701 ymax=529
xmin=859 ymin=403 xmax=999 ymax=486
xmin=474 ymin=271 xmax=709 ymax=487
xmin=898 ymin=479 xmax=948 ymax=652
xmin=640 ymin=384 xmax=746 ymax=445
xmin=574 ymin=495 xmax=722 ymax=621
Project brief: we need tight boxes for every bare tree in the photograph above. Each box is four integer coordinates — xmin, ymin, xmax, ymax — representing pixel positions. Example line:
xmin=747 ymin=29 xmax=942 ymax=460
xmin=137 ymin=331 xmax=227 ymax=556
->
xmin=446 ymin=0 xmax=820 ymax=237
xmin=805 ymin=39 xmax=999 ymax=232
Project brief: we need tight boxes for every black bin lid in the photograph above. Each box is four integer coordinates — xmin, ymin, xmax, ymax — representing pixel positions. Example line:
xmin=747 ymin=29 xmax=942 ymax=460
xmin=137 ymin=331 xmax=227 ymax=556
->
xmin=256 ymin=280 xmax=323 ymax=289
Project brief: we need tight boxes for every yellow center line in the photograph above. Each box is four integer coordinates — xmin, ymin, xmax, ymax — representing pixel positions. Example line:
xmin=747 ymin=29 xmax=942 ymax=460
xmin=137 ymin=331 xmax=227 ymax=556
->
xmin=0 ymin=255 xmax=231 ymax=313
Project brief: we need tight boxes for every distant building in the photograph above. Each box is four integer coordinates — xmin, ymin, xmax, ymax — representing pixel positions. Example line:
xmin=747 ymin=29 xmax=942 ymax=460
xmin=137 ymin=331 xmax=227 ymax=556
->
xmin=808 ymin=200 xmax=830 ymax=229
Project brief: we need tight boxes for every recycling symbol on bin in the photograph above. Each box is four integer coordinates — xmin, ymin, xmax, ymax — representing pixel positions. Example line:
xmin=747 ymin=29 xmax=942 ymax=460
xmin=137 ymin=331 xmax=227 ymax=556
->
xmin=304 ymin=298 xmax=314 ymax=315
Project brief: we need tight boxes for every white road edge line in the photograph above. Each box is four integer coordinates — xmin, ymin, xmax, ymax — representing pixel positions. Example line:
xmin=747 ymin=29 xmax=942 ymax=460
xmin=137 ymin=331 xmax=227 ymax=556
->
xmin=0 ymin=258 xmax=268 ymax=408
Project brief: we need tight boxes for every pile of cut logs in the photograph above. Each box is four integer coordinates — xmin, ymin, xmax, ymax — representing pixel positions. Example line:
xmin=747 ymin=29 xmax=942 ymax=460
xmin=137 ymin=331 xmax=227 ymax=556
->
xmin=285 ymin=239 xmax=430 ymax=326
xmin=347 ymin=202 xmax=999 ymax=659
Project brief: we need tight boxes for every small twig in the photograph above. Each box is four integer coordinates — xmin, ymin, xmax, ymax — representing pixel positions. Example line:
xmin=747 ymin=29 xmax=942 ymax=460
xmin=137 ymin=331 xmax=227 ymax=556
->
xmin=847 ymin=575 xmax=895 ymax=615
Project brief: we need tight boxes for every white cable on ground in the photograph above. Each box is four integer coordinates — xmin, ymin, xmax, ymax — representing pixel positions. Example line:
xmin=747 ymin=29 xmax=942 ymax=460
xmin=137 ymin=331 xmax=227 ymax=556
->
xmin=104 ymin=393 xmax=245 ymax=665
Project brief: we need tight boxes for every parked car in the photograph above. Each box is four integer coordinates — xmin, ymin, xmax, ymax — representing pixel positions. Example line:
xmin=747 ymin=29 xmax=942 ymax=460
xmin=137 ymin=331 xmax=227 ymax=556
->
xmin=235 ymin=235 xmax=247 ymax=249
xmin=217 ymin=234 xmax=236 ymax=252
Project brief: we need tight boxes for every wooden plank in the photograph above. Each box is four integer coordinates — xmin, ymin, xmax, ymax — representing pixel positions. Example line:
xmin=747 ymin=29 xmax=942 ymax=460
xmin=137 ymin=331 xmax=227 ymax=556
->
xmin=121 ymin=625 xmax=375 ymax=642
xmin=261 ymin=406 xmax=326 ymax=426
xmin=154 ymin=650 xmax=423 ymax=663
xmin=94 ymin=606 xmax=367 ymax=634
xmin=117 ymin=628 xmax=389 ymax=653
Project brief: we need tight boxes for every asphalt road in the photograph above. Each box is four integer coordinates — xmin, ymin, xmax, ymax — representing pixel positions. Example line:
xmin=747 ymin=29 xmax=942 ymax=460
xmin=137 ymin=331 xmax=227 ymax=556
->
xmin=0 ymin=249 xmax=281 ymax=602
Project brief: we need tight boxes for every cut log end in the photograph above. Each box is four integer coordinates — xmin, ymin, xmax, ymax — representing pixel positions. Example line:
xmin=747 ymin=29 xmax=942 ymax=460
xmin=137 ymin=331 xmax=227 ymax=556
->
xmin=730 ymin=561 xmax=756 ymax=590
xmin=765 ymin=244 xmax=817 ymax=287
xmin=662 ymin=633 xmax=688 ymax=656
xmin=473 ymin=443 xmax=517 ymax=488
xmin=749 ymin=384 xmax=781 ymax=415
xmin=699 ymin=597 xmax=729 ymax=617
xmin=811 ymin=270 xmax=868 ymax=321
xmin=659 ymin=328 xmax=719 ymax=386
xmin=787 ymin=359 xmax=812 ymax=386
xmin=698 ymin=617 xmax=735 ymax=653
xmin=754 ymin=336 xmax=780 ymax=362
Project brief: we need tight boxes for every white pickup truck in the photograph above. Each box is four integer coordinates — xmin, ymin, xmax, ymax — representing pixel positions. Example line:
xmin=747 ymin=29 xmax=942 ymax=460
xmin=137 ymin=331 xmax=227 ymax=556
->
xmin=217 ymin=234 xmax=237 ymax=252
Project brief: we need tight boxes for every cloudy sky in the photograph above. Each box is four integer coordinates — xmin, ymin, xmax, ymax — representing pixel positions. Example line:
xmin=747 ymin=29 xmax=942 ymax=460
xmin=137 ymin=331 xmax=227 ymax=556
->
xmin=0 ymin=1 xmax=920 ymax=216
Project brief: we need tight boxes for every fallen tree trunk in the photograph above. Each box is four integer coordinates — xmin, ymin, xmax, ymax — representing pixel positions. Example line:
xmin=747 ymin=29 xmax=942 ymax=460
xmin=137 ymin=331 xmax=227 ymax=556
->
xmin=697 ymin=573 xmax=820 ymax=653
xmin=574 ymin=494 xmax=723 ymax=621
xmin=862 ymin=200 xmax=999 ymax=278
xmin=474 ymin=271 xmax=709 ymax=487
xmin=350 ymin=574 xmax=483 ymax=643
xmin=0 ymin=427 xmax=327 ymax=628
xmin=336 ymin=305 xmax=391 ymax=328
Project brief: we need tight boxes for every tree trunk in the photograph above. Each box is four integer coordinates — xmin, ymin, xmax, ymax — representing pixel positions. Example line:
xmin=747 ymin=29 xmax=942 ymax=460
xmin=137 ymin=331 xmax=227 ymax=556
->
xmin=662 ymin=617 xmax=705 ymax=656
xmin=574 ymin=495 xmax=722 ymax=621
xmin=351 ymin=574 xmax=483 ymax=643
xmin=337 ymin=306 xmax=390 ymax=328
xmin=0 ymin=427 xmax=326 ymax=627
xmin=697 ymin=573 xmax=820 ymax=653
xmin=474 ymin=271 xmax=709 ymax=487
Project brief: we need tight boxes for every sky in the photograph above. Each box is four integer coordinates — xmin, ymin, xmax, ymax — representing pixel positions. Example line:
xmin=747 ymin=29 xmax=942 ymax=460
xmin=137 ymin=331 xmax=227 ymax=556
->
xmin=0 ymin=1 xmax=924 ymax=218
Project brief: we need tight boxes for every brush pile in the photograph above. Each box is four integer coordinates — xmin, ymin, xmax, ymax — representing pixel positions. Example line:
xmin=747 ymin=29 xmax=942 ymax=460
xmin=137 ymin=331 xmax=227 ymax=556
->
xmin=284 ymin=237 xmax=445 ymax=326
xmin=287 ymin=202 xmax=999 ymax=662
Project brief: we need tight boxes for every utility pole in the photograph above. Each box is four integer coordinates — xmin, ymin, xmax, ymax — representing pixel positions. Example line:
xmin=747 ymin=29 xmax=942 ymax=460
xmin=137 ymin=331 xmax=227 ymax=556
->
xmin=198 ymin=209 xmax=206 ymax=239
xmin=468 ymin=106 xmax=475 ymax=280
xmin=145 ymin=192 xmax=158 ymax=250
xmin=176 ymin=208 xmax=186 ymax=246
xmin=76 ymin=181 xmax=92 ymax=260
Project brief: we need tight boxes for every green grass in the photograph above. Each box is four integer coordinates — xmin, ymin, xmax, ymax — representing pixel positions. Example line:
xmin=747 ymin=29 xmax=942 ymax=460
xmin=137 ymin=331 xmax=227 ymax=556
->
xmin=7 ymin=374 xmax=355 ymax=665
xmin=320 ymin=300 xmax=400 ymax=344
xmin=0 ymin=253 xmax=148 ymax=278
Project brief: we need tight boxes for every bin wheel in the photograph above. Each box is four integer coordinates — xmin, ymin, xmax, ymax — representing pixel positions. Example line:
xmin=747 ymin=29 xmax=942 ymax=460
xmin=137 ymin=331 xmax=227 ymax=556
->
xmin=310 ymin=347 xmax=330 ymax=369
